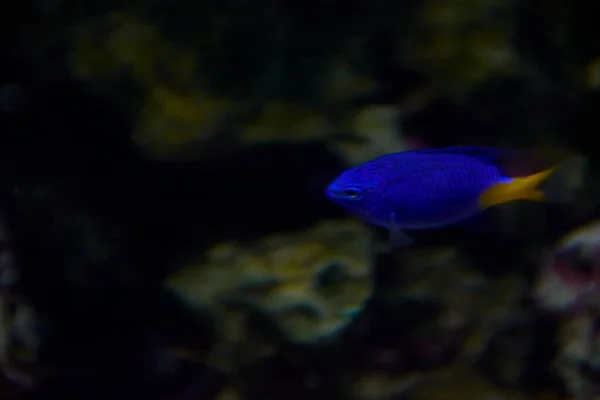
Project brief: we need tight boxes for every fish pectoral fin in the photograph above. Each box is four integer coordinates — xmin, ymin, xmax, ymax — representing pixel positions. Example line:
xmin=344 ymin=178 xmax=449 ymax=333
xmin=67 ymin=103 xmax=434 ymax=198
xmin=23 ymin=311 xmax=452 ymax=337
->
xmin=389 ymin=213 xmax=414 ymax=247
xmin=390 ymin=228 xmax=413 ymax=247
xmin=479 ymin=168 xmax=554 ymax=207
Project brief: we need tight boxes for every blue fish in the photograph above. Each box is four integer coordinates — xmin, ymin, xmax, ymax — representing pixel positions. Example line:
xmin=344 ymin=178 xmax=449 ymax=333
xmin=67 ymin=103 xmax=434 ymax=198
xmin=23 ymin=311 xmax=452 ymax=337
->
xmin=326 ymin=147 xmax=585 ymax=246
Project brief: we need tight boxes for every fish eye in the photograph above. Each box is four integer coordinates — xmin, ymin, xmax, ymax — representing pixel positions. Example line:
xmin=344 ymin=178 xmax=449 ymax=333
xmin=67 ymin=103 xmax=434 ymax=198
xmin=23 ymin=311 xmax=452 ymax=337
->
xmin=342 ymin=187 xmax=363 ymax=200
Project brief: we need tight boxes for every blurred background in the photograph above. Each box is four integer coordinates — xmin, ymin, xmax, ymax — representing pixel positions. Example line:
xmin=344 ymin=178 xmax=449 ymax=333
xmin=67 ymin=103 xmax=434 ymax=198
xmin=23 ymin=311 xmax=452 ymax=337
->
xmin=1 ymin=0 xmax=600 ymax=398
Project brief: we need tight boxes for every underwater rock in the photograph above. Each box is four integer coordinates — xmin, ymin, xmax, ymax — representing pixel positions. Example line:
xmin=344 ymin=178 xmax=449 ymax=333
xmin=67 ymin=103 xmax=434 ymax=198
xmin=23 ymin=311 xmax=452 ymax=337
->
xmin=355 ymin=370 xmax=432 ymax=399
xmin=553 ymin=312 xmax=600 ymax=398
xmin=534 ymin=220 xmax=600 ymax=399
xmin=333 ymin=105 xmax=407 ymax=167
xmin=0 ymin=214 xmax=39 ymax=390
xmin=535 ymin=220 xmax=600 ymax=312
xmin=397 ymin=247 xmax=530 ymax=370
xmin=353 ymin=246 xmax=532 ymax=396
xmin=166 ymin=219 xmax=374 ymax=370
xmin=355 ymin=366 xmax=527 ymax=400
xmin=408 ymin=367 xmax=528 ymax=400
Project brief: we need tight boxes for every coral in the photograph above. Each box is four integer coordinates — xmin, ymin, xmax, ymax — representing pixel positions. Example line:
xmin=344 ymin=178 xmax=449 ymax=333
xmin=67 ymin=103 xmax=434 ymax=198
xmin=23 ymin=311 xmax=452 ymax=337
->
xmin=333 ymin=105 xmax=408 ymax=166
xmin=166 ymin=219 xmax=374 ymax=371
xmin=70 ymin=11 xmax=240 ymax=159
xmin=71 ymin=12 xmax=200 ymax=89
xmin=243 ymin=100 xmax=332 ymax=143
xmin=68 ymin=4 xmax=415 ymax=165
xmin=403 ymin=0 xmax=519 ymax=98
xmin=68 ymin=8 xmax=384 ymax=161
xmin=133 ymin=86 xmax=235 ymax=157
xmin=322 ymin=60 xmax=376 ymax=104
xmin=216 ymin=387 xmax=241 ymax=400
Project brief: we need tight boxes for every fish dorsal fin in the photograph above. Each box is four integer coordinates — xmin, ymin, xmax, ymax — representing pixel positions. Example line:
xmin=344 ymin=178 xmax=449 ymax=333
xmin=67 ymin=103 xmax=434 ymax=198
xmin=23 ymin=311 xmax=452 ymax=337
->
xmin=412 ymin=146 xmax=582 ymax=179
xmin=412 ymin=146 xmax=506 ymax=165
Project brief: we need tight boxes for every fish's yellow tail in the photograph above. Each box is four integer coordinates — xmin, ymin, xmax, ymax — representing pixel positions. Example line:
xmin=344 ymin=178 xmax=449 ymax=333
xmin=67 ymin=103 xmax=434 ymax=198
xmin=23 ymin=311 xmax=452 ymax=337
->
xmin=479 ymin=155 xmax=587 ymax=208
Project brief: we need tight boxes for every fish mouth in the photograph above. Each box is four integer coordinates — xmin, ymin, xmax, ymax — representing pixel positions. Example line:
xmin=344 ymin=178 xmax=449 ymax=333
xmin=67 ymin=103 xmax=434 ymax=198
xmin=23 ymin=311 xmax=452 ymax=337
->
xmin=326 ymin=185 xmax=346 ymax=201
